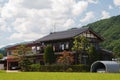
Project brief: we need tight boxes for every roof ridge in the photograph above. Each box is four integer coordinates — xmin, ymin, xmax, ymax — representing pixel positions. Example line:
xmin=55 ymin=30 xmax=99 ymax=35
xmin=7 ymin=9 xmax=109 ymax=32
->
xmin=35 ymin=27 xmax=90 ymax=42
xmin=50 ymin=27 xmax=88 ymax=33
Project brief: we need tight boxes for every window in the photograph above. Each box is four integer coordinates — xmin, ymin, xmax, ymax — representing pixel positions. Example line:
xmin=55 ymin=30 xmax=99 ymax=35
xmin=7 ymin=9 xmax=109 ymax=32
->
xmin=7 ymin=51 xmax=12 ymax=55
xmin=62 ymin=44 xmax=64 ymax=50
xmin=32 ymin=46 xmax=36 ymax=50
xmin=37 ymin=46 xmax=40 ymax=50
xmin=53 ymin=46 xmax=55 ymax=51
xmin=42 ymin=42 xmax=44 ymax=46
xmin=32 ymin=46 xmax=36 ymax=54
xmin=66 ymin=43 xmax=69 ymax=49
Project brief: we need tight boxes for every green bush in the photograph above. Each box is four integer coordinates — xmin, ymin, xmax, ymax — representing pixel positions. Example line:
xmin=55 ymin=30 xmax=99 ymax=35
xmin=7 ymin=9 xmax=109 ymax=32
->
xmin=0 ymin=53 xmax=3 ymax=59
xmin=25 ymin=64 xmax=89 ymax=72
xmin=39 ymin=64 xmax=89 ymax=72
xmin=66 ymin=68 xmax=73 ymax=72
xmin=69 ymin=64 xmax=89 ymax=72
xmin=44 ymin=45 xmax=56 ymax=65
xmin=29 ymin=64 xmax=40 ymax=71
xmin=19 ymin=58 xmax=32 ymax=71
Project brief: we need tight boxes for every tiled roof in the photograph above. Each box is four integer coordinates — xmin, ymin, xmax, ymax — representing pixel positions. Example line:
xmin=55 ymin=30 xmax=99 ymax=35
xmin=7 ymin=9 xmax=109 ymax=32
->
xmin=35 ymin=27 xmax=89 ymax=42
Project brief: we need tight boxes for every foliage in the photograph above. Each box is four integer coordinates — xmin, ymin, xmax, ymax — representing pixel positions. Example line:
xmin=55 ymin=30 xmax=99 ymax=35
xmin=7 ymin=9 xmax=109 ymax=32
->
xmin=44 ymin=45 xmax=56 ymax=65
xmin=69 ymin=64 xmax=90 ymax=72
xmin=84 ymin=15 xmax=120 ymax=57
xmin=39 ymin=64 xmax=89 ymax=72
xmin=88 ymin=45 xmax=102 ymax=65
xmin=26 ymin=64 xmax=89 ymax=72
xmin=72 ymin=36 xmax=90 ymax=64
xmin=72 ymin=36 xmax=102 ymax=65
xmin=14 ymin=44 xmax=32 ymax=57
xmin=0 ymin=53 xmax=3 ymax=59
xmin=109 ymin=40 xmax=120 ymax=58
xmin=0 ymin=49 xmax=6 ymax=56
xmin=66 ymin=68 xmax=73 ymax=72
xmin=29 ymin=64 xmax=41 ymax=71
xmin=57 ymin=51 xmax=74 ymax=65
xmin=19 ymin=58 xmax=32 ymax=71
xmin=72 ymin=36 xmax=89 ymax=51
xmin=13 ymin=44 xmax=32 ymax=71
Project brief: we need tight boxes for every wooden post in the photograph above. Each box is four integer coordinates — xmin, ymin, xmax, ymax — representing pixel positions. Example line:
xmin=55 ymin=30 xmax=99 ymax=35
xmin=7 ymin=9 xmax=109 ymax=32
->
xmin=7 ymin=51 xmax=9 ymax=70
xmin=7 ymin=60 xmax=9 ymax=70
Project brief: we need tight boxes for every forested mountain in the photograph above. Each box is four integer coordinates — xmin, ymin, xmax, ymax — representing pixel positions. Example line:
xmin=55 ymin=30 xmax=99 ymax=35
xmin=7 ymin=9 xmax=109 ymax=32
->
xmin=84 ymin=15 xmax=120 ymax=54
xmin=0 ymin=48 xmax=7 ymax=56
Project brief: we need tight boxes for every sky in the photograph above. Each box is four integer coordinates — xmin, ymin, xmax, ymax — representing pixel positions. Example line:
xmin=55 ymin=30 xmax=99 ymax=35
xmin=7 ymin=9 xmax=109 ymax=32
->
xmin=0 ymin=0 xmax=120 ymax=48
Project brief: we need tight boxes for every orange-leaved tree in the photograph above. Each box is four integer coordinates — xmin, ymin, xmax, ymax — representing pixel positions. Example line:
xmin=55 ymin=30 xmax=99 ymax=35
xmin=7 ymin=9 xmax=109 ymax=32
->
xmin=57 ymin=51 xmax=74 ymax=65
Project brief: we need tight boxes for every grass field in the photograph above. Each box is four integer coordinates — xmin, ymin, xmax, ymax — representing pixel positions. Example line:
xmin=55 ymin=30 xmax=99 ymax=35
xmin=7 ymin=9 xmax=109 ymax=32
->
xmin=0 ymin=71 xmax=120 ymax=80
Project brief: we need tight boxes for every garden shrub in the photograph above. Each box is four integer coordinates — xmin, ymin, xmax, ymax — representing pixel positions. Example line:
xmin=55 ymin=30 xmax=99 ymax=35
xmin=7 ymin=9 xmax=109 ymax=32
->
xmin=68 ymin=64 xmax=90 ymax=72
xmin=24 ymin=64 xmax=89 ymax=72
xmin=19 ymin=58 xmax=32 ymax=71
xmin=39 ymin=64 xmax=89 ymax=72
xmin=44 ymin=45 xmax=56 ymax=65
xmin=29 ymin=64 xmax=41 ymax=71
xmin=0 ymin=53 xmax=3 ymax=59
xmin=66 ymin=68 xmax=73 ymax=72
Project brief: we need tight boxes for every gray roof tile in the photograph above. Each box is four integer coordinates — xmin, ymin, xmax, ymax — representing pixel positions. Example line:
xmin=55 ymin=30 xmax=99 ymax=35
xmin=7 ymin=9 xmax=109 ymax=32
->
xmin=35 ymin=27 xmax=89 ymax=42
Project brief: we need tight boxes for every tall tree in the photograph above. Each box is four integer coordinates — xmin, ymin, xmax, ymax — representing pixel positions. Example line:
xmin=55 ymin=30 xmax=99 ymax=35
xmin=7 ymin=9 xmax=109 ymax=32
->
xmin=13 ymin=44 xmax=32 ymax=71
xmin=0 ymin=53 xmax=3 ymax=59
xmin=14 ymin=44 xmax=32 ymax=57
xmin=44 ymin=45 xmax=55 ymax=65
xmin=72 ymin=36 xmax=89 ymax=64
xmin=57 ymin=51 xmax=74 ymax=65
xmin=88 ymin=45 xmax=101 ymax=65
xmin=0 ymin=49 xmax=7 ymax=56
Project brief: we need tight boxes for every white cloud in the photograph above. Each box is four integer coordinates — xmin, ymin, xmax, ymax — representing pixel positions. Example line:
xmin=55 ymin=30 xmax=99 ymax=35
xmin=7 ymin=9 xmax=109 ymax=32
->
xmin=0 ymin=7 xmax=2 ymax=13
xmin=87 ymin=0 xmax=98 ymax=4
xmin=0 ymin=19 xmax=12 ymax=32
xmin=8 ymin=32 xmax=43 ymax=41
xmin=101 ymin=10 xmax=110 ymax=19
xmin=114 ymin=0 xmax=120 ymax=6
xmin=0 ymin=0 xmax=90 ymax=42
xmin=21 ymin=0 xmax=52 ymax=9
xmin=64 ymin=19 xmax=75 ymax=27
xmin=72 ymin=1 xmax=88 ymax=16
xmin=80 ymin=11 xmax=94 ymax=22
xmin=109 ymin=5 xmax=113 ymax=9
xmin=0 ymin=44 xmax=6 ymax=48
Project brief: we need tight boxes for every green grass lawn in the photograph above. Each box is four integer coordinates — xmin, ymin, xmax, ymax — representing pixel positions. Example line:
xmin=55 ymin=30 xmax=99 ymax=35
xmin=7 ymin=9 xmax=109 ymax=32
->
xmin=0 ymin=71 xmax=120 ymax=80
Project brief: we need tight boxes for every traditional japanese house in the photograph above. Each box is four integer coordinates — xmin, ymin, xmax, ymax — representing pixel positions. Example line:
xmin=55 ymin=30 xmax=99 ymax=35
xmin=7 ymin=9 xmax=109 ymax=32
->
xmin=6 ymin=27 xmax=113 ymax=70
xmin=35 ymin=27 xmax=103 ymax=51
xmin=34 ymin=27 xmax=113 ymax=63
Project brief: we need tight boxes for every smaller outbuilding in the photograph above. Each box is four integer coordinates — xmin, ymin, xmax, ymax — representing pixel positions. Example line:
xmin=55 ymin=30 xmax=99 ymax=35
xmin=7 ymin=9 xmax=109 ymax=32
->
xmin=91 ymin=61 xmax=120 ymax=73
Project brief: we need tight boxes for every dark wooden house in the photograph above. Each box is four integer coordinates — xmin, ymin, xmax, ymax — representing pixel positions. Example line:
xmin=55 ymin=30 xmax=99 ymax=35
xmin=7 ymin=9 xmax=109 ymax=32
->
xmin=6 ymin=27 xmax=113 ymax=70
xmin=35 ymin=27 xmax=112 ymax=62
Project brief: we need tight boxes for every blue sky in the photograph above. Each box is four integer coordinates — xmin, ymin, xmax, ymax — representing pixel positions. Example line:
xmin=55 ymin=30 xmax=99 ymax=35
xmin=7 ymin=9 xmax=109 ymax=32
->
xmin=0 ymin=0 xmax=120 ymax=48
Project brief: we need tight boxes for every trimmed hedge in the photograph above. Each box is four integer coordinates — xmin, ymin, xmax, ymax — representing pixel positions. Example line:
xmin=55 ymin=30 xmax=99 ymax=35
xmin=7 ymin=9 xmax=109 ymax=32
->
xmin=27 ymin=64 xmax=89 ymax=72
xmin=29 ymin=64 xmax=41 ymax=71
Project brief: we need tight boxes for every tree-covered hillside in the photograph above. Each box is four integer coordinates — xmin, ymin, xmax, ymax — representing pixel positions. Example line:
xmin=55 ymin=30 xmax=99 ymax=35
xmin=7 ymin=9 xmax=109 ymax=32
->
xmin=84 ymin=15 xmax=120 ymax=55
xmin=0 ymin=48 xmax=7 ymax=56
